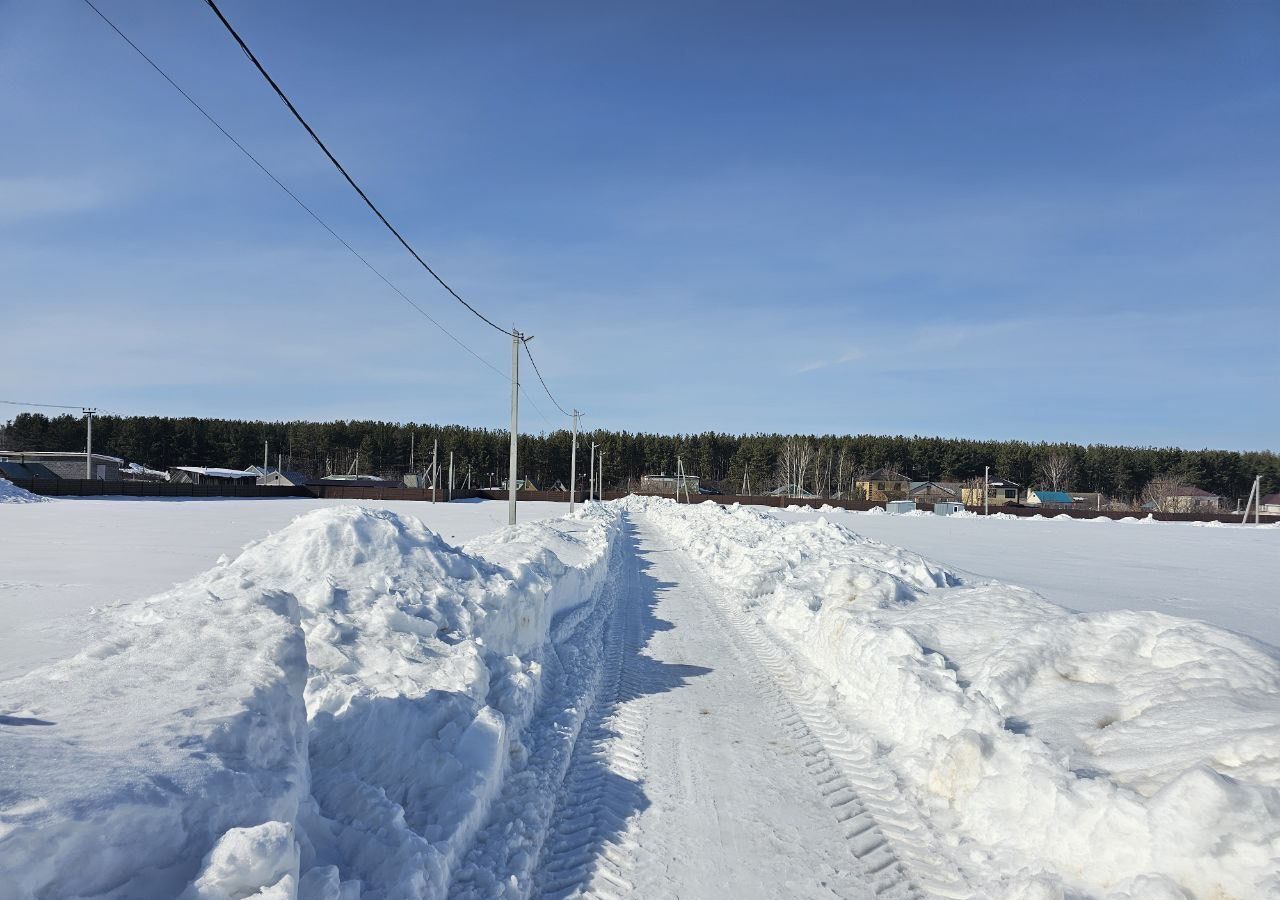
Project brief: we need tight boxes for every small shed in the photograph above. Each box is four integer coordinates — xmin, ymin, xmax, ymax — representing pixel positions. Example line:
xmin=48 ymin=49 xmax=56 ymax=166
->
xmin=933 ymin=501 xmax=965 ymax=516
xmin=886 ymin=500 xmax=916 ymax=514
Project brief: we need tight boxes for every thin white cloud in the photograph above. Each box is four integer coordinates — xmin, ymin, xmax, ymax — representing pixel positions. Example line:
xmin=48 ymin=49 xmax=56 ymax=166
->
xmin=0 ymin=175 xmax=112 ymax=223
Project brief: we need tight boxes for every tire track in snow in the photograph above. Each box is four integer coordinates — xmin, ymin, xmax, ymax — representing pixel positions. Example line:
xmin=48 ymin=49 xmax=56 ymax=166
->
xmin=716 ymin=600 xmax=973 ymax=899
xmin=446 ymin=523 xmax=635 ymax=900
xmin=532 ymin=525 xmax=651 ymax=900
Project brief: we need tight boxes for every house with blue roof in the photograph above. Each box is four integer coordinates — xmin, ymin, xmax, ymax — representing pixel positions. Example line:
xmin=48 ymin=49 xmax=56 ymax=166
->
xmin=1026 ymin=490 xmax=1075 ymax=508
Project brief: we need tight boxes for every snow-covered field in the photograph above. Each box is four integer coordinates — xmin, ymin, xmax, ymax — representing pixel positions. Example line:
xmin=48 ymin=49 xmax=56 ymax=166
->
xmin=0 ymin=496 xmax=570 ymax=680
xmin=2 ymin=492 xmax=1277 ymax=898
xmin=772 ymin=505 xmax=1280 ymax=647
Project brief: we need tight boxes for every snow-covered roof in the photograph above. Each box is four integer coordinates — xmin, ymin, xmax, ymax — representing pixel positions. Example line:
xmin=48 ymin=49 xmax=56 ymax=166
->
xmin=172 ymin=466 xmax=259 ymax=479
xmin=0 ymin=450 xmax=124 ymax=464
xmin=124 ymin=462 xmax=168 ymax=477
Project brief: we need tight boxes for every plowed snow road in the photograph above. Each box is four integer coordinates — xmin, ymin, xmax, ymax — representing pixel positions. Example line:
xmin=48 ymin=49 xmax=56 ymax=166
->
xmin=483 ymin=514 xmax=964 ymax=899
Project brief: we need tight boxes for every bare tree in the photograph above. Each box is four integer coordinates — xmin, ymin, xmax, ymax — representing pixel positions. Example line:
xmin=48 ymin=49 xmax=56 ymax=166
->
xmin=1037 ymin=451 xmax=1076 ymax=491
xmin=1141 ymin=475 xmax=1183 ymax=513
xmin=962 ymin=475 xmax=986 ymax=507
xmin=776 ymin=437 xmax=814 ymax=496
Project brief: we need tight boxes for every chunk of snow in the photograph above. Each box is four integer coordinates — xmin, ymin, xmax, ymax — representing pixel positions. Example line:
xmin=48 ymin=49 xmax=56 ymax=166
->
xmin=0 ymin=477 xmax=49 ymax=503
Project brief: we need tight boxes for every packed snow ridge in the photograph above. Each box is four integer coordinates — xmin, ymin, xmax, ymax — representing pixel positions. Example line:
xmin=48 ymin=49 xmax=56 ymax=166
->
xmin=627 ymin=496 xmax=1280 ymax=899
xmin=1 ymin=503 xmax=622 ymax=899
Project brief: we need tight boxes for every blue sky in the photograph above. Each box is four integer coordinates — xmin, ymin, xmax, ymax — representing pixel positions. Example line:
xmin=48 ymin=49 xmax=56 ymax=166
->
xmin=1 ymin=1 xmax=1276 ymax=449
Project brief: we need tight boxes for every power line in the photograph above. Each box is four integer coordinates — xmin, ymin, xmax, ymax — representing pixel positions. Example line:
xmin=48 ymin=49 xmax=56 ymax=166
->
xmin=78 ymin=0 xmax=507 ymax=385
xmin=79 ymin=1 xmax=572 ymax=438
xmin=523 ymin=340 xmax=573 ymax=418
xmin=0 ymin=400 xmax=87 ymax=410
xmin=201 ymin=0 xmax=513 ymax=338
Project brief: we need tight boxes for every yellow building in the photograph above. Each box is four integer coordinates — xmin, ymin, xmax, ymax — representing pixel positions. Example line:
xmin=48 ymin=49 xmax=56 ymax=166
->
xmin=855 ymin=468 xmax=910 ymax=501
xmin=961 ymin=478 xmax=1021 ymax=507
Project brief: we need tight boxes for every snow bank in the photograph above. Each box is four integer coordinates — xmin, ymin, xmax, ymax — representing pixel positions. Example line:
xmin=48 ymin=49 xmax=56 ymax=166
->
xmin=0 ymin=476 xmax=48 ymax=503
xmin=0 ymin=503 xmax=620 ymax=898
xmin=630 ymin=497 xmax=1280 ymax=899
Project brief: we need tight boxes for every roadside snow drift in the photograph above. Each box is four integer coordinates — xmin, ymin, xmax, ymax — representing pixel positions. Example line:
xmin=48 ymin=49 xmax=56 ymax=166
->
xmin=0 ymin=504 xmax=619 ymax=899
xmin=0 ymin=477 xmax=48 ymax=504
xmin=631 ymin=497 xmax=1280 ymax=899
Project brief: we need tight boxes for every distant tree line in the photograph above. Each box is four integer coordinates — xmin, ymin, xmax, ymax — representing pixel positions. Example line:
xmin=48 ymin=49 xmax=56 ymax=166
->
xmin=1 ymin=412 xmax=1275 ymax=504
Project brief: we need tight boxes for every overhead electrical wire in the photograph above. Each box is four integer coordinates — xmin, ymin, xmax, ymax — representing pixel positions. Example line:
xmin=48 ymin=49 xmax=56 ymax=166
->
xmin=200 ymin=0 xmax=514 ymax=338
xmin=79 ymin=0 xmax=508 ymax=385
xmin=523 ymin=341 xmax=574 ymax=418
xmin=79 ymin=0 xmax=573 ymax=430
xmin=0 ymin=400 xmax=88 ymax=410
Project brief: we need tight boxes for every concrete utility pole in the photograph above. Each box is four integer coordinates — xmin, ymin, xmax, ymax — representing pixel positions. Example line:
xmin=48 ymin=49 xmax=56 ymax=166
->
xmin=448 ymin=451 xmax=454 ymax=502
xmin=82 ymin=408 xmax=97 ymax=480
xmin=409 ymin=431 xmax=414 ymax=470
xmin=508 ymin=329 xmax=524 ymax=526
xmin=984 ymin=465 xmax=990 ymax=516
xmin=598 ymin=450 xmax=605 ymax=500
xmin=1242 ymin=474 xmax=1262 ymax=525
xmin=432 ymin=439 xmax=438 ymax=504
xmin=569 ymin=410 xmax=580 ymax=514
xmin=589 ymin=441 xmax=597 ymax=503
xmin=264 ymin=440 xmax=269 ymax=470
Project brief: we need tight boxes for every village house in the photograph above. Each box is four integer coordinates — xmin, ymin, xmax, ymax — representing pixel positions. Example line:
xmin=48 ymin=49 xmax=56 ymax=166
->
xmin=0 ymin=450 xmax=124 ymax=481
xmin=1025 ymin=490 xmax=1075 ymax=509
xmin=908 ymin=480 xmax=961 ymax=502
xmin=961 ymin=477 xmax=1022 ymax=507
xmin=1146 ymin=485 xmax=1222 ymax=513
xmin=1260 ymin=493 xmax=1280 ymax=515
xmin=855 ymin=468 xmax=910 ymax=501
